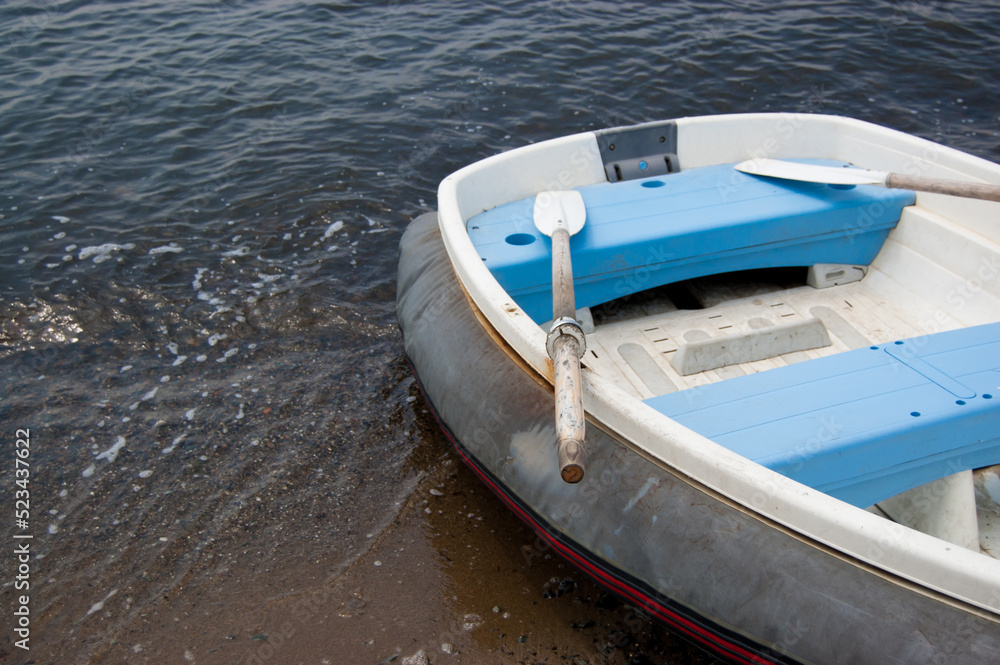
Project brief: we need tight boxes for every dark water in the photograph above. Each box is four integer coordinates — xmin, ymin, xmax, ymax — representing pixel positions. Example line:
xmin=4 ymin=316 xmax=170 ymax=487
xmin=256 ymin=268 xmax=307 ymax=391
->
xmin=1 ymin=1 xmax=999 ymax=663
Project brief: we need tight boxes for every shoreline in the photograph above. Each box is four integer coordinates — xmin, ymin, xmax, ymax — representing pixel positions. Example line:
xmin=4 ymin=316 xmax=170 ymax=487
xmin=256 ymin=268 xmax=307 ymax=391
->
xmin=41 ymin=410 xmax=715 ymax=665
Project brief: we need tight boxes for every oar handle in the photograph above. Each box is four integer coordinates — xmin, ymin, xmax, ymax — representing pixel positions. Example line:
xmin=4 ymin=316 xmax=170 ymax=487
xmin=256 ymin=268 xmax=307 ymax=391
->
xmin=886 ymin=173 xmax=1000 ymax=202
xmin=548 ymin=226 xmax=586 ymax=483
xmin=552 ymin=332 xmax=586 ymax=483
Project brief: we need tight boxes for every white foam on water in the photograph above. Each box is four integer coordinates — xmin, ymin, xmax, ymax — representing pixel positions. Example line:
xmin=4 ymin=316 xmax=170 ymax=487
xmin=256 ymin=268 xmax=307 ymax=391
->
xmin=185 ymin=408 xmax=196 ymax=421
xmin=142 ymin=386 xmax=158 ymax=401
xmin=96 ymin=436 xmax=126 ymax=462
xmin=216 ymin=347 xmax=238 ymax=363
xmin=149 ymin=243 xmax=184 ymax=255
xmin=78 ymin=243 xmax=136 ymax=263
xmin=222 ymin=246 xmax=250 ymax=257
xmin=207 ymin=333 xmax=227 ymax=346
xmin=52 ymin=215 xmax=70 ymax=223
xmin=192 ymin=267 xmax=207 ymax=290
xmin=236 ymin=403 xmax=245 ymax=420
xmin=322 ymin=220 xmax=344 ymax=239
xmin=162 ymin=434 xmax=185 ymax=454
xmin=82 ymin=464 xmax=96 ymax=478
xmin=86 ymin=589 xmax=117 ymax=616
xmin=197 ymin=291 xmax=223 ymax=304
xmin=138 ymin=470 xmax=153 ymax=478
xmin=172 ymin=355 xmax=187 ymax=366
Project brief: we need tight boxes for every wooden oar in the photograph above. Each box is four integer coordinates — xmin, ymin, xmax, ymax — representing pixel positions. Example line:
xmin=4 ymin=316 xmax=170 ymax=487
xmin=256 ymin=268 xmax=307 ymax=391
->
xmin=534 ymin=190 xmax=588 ymax=484
xmin=735 ymin=158 xmax=1000 ymax=202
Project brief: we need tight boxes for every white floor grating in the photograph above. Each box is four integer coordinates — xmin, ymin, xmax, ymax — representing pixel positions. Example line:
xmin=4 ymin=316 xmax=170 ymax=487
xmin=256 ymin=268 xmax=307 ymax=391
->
xmin=583 ymin=276 xmax=969 ymax=401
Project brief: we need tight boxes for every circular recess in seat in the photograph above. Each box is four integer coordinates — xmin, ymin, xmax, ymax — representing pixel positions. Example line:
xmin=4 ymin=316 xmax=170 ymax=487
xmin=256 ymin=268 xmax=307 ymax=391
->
xmin=505 ymin=233 xmax=536 ymax=246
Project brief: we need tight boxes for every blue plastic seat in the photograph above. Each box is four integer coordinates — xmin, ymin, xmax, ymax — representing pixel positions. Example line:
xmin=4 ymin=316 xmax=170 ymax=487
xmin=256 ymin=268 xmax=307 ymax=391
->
xmin=467 ymin=160 xmax=915 ymax=323
xmin=644 ymin=323 xmax=1000 ymax=507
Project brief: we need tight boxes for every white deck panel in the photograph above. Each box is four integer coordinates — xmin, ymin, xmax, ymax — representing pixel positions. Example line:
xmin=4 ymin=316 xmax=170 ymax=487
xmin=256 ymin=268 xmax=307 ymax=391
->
xmin=583 ymin=276 xmax=960 ymax=400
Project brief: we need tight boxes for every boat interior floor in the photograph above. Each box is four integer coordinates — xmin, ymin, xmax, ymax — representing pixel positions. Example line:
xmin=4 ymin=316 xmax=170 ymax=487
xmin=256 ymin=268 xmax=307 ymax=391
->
xmin=582 ymin=268 xmax=946 ymax=399
xmin=576 ymin=267 xmax=1000 ymax=557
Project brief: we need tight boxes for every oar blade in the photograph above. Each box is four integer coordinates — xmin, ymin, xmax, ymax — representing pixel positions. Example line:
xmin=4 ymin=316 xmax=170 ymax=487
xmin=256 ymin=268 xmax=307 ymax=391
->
xmin=533 ymin=190 xmax=586 ymax=237
xmin=735 ymin=159 xmax=888 ymax=186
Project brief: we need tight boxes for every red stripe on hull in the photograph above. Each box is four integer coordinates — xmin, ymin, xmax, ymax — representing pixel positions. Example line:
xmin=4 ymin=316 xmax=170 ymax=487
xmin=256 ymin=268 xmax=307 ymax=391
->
xmin=437 ymin=419 xmax=779 ymax=665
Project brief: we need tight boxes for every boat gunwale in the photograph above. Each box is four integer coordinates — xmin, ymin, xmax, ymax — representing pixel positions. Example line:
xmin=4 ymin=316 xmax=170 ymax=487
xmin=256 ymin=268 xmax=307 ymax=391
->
xmin=435 ymin=112 xmax=1000 ymax=614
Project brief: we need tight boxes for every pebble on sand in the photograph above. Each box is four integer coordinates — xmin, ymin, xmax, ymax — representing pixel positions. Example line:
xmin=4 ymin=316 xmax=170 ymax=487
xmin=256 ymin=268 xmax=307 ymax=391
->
xmin=400 ymin=649 xmax=429 ymax=665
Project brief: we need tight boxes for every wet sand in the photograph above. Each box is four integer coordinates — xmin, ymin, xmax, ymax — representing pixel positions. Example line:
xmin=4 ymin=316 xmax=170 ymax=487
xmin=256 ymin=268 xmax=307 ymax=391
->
xmin=28 ymin=406 xmax=716 ymax=665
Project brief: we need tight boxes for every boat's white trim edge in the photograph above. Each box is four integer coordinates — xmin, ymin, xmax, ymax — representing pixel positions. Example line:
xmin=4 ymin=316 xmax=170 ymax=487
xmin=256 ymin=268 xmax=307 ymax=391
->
xmin=436 ymin=113 xmax=1000 ymax=613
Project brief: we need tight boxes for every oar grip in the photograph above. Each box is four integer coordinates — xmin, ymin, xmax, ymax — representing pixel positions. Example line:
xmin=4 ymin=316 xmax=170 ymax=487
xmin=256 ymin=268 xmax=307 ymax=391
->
xmin=551 ymin=333 xmax=586 ymax=483
xmin=886 ymin=173 xmax=1000 ymax=202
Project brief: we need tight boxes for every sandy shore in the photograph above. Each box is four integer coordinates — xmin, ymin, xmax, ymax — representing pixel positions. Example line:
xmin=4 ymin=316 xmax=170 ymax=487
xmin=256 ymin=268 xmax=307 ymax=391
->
xmin=46 ymin=412 xmax=716 ymax=665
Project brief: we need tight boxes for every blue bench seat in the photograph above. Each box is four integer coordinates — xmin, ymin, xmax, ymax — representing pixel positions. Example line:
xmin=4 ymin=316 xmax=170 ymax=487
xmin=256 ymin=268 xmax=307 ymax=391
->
xmin=467 ymin=161 xmax=915 ymax=323
xmin=644 ymin=323 xmax=1000 ymax=507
